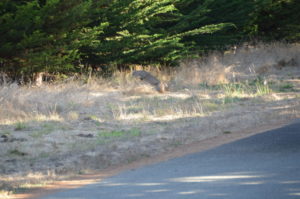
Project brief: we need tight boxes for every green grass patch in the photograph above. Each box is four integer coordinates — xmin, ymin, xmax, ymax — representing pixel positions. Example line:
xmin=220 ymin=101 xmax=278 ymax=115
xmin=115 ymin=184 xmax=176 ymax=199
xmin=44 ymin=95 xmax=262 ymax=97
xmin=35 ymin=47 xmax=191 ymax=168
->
xmin=9 ymin=149 xmax=27 ymax=156
xmin=30 ymin=123 xmax=56 ymax=138
xmin=39 ymin=152 xmax=50 ymax=158
xmin=97 ymin=128 xmax=141 ymax=143
xmin=255 ymin=81 xmax=271 ymax=95
xmin=14 ymin=122 xmax=27 ymax=131
xmin=98 ymin=128 xmax=141 ymax=138
xmin=278 ymin=83 xmax=295 ymax=92
xmin=199 ymin=82 xmax=222 ymax=90
xmin=220 ymin=78 xmax=272 ymax=97
xmin=128 ymin=128 xmax=142 ymax=137
xmin=223 ymin=131 xmax=232 ymax=134
xmin=223 ymin=83 xmax=247 ymax=96
xmin=99 ymin=130 xmax=125 ymax=138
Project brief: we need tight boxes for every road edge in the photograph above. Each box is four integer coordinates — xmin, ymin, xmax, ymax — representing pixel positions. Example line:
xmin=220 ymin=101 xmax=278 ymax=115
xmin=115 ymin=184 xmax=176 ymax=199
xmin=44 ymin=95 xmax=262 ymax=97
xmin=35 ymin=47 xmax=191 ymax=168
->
xmin=10 ymin=119 xmax=297 ymax=199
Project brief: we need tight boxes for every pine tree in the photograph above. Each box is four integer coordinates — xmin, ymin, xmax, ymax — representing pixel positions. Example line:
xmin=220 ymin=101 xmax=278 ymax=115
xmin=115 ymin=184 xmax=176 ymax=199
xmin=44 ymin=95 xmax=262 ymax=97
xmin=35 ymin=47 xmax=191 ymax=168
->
xmin=1 ymin=0 xmax=297 ymax=79
xmin=81 ymin=0 xmax=234 ymax=69
xmin=248 ymin=0 xmax=300 ymax=41
xmin=0 ymin=0 xmax=96 ymax=80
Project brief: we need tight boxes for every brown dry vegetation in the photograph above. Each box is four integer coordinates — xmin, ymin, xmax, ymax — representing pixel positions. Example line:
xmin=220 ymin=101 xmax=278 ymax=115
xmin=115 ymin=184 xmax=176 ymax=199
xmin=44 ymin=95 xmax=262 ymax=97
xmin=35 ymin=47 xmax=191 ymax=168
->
xmin=1 ymin=43 xmax=300 ymax=197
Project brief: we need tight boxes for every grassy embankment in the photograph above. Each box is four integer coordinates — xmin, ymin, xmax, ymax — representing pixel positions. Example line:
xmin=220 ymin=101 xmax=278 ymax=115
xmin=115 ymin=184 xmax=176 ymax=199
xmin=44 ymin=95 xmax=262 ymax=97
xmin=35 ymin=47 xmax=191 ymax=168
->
xmin=1 ymin=43 xmax=300 ymax=196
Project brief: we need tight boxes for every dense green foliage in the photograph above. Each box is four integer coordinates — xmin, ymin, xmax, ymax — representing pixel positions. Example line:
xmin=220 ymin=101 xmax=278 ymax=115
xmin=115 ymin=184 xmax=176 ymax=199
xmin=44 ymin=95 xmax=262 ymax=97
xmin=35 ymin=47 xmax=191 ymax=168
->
xmin=0 ymin=0 xmax=299 ymax=80
xmin=248 ymin=0 xmax=300 ymax=41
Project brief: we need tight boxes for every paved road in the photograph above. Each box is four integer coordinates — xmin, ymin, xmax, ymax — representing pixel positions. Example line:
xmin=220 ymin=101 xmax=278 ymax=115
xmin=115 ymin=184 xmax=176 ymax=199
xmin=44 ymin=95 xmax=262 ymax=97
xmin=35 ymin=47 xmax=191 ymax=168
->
xmin=42 ymin=120 xmax=300 ymax=199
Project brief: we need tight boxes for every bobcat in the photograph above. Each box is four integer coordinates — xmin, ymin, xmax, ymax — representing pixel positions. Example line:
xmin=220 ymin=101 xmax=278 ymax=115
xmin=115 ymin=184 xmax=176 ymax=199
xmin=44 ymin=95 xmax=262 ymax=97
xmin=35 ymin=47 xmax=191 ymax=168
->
xmin=132 ymin=70 xmax=166 ymax=93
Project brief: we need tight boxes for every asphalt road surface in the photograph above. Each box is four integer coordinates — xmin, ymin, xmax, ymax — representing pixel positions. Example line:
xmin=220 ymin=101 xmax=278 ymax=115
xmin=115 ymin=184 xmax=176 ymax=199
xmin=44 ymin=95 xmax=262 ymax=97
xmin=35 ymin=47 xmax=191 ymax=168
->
xmin=41 ymin=120 xmax=300 ymax=199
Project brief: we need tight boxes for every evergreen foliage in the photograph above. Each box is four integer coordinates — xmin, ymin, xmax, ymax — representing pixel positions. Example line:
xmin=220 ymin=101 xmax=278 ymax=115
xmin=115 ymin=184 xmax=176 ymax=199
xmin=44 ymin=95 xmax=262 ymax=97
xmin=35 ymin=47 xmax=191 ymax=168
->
xmin=0 ymin=0 xmax=96 ymax=79
xmin=248 ymin=0 xmax=300 ymax=41
xmin=0 ymin=0 xmax=299 ymax=80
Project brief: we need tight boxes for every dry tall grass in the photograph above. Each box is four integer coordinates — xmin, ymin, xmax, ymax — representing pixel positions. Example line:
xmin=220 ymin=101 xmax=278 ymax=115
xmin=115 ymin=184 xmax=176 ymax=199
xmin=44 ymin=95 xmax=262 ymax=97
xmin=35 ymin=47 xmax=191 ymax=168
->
xmin=176 ymin=42 xmax=300 ymax=86
xmin=0 ymin=42 xmax=299 ymax=126
xmin=1 ymin=42 xmax=300 ymax=197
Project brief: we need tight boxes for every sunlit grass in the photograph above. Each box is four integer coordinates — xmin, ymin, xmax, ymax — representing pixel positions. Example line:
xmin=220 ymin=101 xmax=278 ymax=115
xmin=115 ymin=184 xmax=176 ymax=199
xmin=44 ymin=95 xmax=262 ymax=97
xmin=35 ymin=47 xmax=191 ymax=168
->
xmin=221 ymin=79 xmax=272 ymax=98
xmin=0 ymin=42 xmax=299 ymax=197
xmin=0 ymin=114 xmax=63 ymax=125
xmin=110 ymin=96 xmax=206 ymax=121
